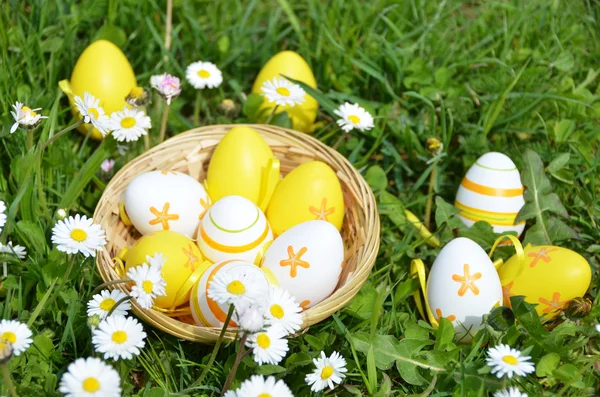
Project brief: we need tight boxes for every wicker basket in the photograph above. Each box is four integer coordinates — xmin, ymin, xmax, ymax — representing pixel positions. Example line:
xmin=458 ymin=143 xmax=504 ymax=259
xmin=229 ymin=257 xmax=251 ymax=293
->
xmin=94 ymin=124 xmax=380 ymax=343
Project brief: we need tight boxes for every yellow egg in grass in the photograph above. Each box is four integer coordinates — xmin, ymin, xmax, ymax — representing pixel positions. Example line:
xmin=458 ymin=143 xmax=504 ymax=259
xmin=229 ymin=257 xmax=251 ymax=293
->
xmin=266 ymin=161 xmax=344 ymax=236
xmin=251 ymin=51 xmax=318 ymax=133
xmin=121 ymin=231 xmax=210 ymax=309
xmin=206 ymin=126 xmax=280 ymax=210
xmin=59 ymin=40 xmax=137 ymax=140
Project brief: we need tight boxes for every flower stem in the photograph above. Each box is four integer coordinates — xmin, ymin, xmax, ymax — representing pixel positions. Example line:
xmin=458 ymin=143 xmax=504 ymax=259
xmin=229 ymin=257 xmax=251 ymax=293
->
xmin=40 ymin=119 xmax=84 ymax=152
xmin=221 ymin=332 xmax=248 ymax=396
xmin=1 ymin=363 xmax=19 ymax=397
xmin=107 ymin=295 xmax=133 ymax=317
xmin=194 ymin=91 xmax=202 ymax=126
xmin=164 ymin=0 xmax=173 ymax=52
xmin=424 ymin=163 xmax=437 ymax=230
xmin=144 ymin=133 xmax=150 ymax=152
xmin=332 ymin=132 xmax=348 ymax=150
xmin=158 ymin=102 xmax=170 ymax=143
xmin=27 ymin=130 xmax=34 ymax=150
xmin=265 ymin=105 xmax=279 ymax=125
xmin=91 ymin=278 xmax=132 ymax=295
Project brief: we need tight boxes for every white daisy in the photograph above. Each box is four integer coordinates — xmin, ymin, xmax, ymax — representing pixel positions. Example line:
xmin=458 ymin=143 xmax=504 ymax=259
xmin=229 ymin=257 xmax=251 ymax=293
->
xmin=207 ymin=268 xmax=267 ymax=311
xmin=100 ymin=159 xmax=115 ymax=173
xmin=109 ymin=107 xmax=152 ymax=142
xmin=0 ymin=200 xmax=6 ymax=234
xmin=237 ymin=306 xmax=266 ymax=333
xmin=494 ymin=387 xmax=528 ymax=397
xmin=246 ymin=325 xmax=288 ymax=365
xmin=237 ymin=375 xmax=293 ymax=397
xmin=150 ymin=73 xmax=181 ymax=105
xmin=486 ymin=344 xmax=535 ymax=379
xmin=0 ymin=319 xmax=33 ymax=356
xmin=0 ymin=241 xmax=27 ymax=260
xmin=10 ymin=102 xmax=48 ymax=133
xmin=264 ymin=286 xmax=302 ymax=335
xmin=127 ymin=253 xmax=167 ymax=309
xmin=73 ymin=92 xmax=111 ymax=136
xmin=223 ymin=391 xmax=238 ymax=397
xmin=87 ymin=289 xmax=131 ymax=320
xmin=334 ymin=102 xmax=375 ymax=133
xmin=596 ymin=324 xmax=600 ymax=333
xmin=260 ymin=77 xmax=306 ymax=107
xmin=56 ymin=208 xmax=68 ymax=220
xmin=59 ymin=357 xmax=121 ymax=397
xmin=305 ymin=350 xmax=347 ymax=392
xmin=51 ymin=214 xmax=107 ymax=257
xmin=186 ymin=61 xmax=223 ymax=89
xmin=92 ymin=315 xmax=146 ymax=361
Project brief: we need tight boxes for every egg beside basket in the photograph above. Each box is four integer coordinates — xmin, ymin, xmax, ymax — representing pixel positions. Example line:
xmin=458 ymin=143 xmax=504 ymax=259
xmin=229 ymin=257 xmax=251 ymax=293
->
xmin=94 ymin=124 xmax=380 ymax=343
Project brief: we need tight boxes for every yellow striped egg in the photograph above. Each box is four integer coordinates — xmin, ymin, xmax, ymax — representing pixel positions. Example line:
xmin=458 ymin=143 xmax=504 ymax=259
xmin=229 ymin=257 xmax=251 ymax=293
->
xmin=455 ymin=152 xmax=525 ymax=236
xmin=189 ymin=260 xmax=274 ymax=327
xmin=197 ymin=195 xmax=273 ymax=264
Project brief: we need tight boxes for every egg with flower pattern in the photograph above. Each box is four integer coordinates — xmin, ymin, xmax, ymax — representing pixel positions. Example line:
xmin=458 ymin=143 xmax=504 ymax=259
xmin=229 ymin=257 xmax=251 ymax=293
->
xmin=455 ymin=152 xmax=525 ymax=236
xmin=121 ymin=170 xmax=210 ymax=238
xmin=426 ymin=237 xmax=503 ymax=342
xmin=498 ymin=245 xmax=591 ymax=318
xmin=260 ymin=220 xmax=344 ymax=309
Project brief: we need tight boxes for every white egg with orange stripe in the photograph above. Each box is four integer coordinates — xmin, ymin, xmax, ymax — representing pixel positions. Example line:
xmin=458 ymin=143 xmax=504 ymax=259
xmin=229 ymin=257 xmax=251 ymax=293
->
xmin=455 ymin=152 xmax=525 ymax=236
xmin=197 ymin=195 xmax=273 ymax=264
xmin=190 ymin=260 xmax=274 ymax=327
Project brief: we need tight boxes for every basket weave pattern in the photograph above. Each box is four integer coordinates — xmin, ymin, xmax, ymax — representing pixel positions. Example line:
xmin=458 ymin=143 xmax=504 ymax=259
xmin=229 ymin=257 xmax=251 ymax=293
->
xmin=94 ymin=124 xmax=380 ymax=343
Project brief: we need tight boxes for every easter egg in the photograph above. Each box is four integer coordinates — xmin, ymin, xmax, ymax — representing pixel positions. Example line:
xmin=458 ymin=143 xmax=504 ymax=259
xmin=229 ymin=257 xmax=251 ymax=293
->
xmin=455 ymin=152 xmax=525 ymax=236
xmin=260 ymin=220 xmax=344 ymax=309
xmin=121 ymin=170 xmax=210 ymax=238
xmin=498 ymin=245 xmax=591 ymax=318
xmin=190 ymin=260 xmax=273 ymax=327
xmin=427 ymin=237 xmax=503 ymax=341
xmin=251 ymin=51 xmax=318 ymax=133
xmin=206 ymin=126 xmax=280 ymax=210
xmin=59 ymin=40 xmax=136 ymax=140
xmin=197 ymin=196 xmax=273 ymax=264
xmin=122 ymin=231 xmax=209 ymax=309
xmin=266 ymin=161 xmax=344 ymax=236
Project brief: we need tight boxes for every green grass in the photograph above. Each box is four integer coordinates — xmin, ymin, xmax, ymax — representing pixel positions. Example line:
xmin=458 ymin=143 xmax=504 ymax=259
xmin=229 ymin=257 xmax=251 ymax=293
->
xmin=1 ymin=0 xmax=600 ymax=395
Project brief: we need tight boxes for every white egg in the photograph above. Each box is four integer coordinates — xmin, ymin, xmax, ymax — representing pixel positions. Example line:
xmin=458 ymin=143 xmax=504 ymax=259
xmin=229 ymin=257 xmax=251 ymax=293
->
xmin=426 ymin=237 xmax=503 ymax=342
xmin=197 ymin=195 xmax=273 ymax=263
xmin=122 ymin=170 xmax=210 ymax=238
xmin=260 ymin=220 xmax=344 ymax=309
xmin=189 ymin=260 xmax=272 ymax=327
xmin=455 ymin=152 xmax=525 ymax=236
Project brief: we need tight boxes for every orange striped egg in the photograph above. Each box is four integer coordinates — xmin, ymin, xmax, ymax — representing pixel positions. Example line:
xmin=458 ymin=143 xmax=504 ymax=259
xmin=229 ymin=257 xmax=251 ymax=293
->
xmin=189 ymin=260 xmax=273 ymax=327
xmin=455 ymin=152 xmax=525 ymax=236
xmin=197 ymin=195 xmax=273 ymax=264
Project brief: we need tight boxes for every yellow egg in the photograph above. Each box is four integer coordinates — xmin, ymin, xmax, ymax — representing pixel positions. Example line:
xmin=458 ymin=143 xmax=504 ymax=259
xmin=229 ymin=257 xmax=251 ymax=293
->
xmin=121 ymin=231 xmax=210 ymax=309
xmin=59 ymin=40 xmax=137 ymax=140
xmin=206 ymin=126 xmax=280 ymax=210
xmin=251 ymin=51 xmax=318 ymax=133
xmin=266 ymin=161 xmax=344 ymax=236
xmin=498 ymin=245 xmax=591 ymax=318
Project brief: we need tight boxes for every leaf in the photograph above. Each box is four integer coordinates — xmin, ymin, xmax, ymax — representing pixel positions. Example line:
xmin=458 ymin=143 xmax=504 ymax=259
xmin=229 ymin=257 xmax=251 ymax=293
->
xmin=553 ymin=363 xmax=582 ymax=385
xmin=394 ymin=278 xmax=420 ymax=303
xmin=94 ymin=25 xmax=127 ymax=47
xmin=379 ymin=191 xmax=407 ymax=227
xmin=546 ymin=153 xmax=570 ymax=173
xmin=365 ymin=166 xmax=388 ymax=192
xmin=434 ymin=196 xmax=463 ymax=230
xmin=510 ymin=296 xmax=549 ymax=341
xmin=552 ymin=51 xmax=575 ymax=72
xmin=536 ymin=352 xmax=560 ymax=377
xmin=552 ymin=119 xmax=576 ymax=143
xmin=373 ymin=373 xmax=392 ymax=397
xmin=15 ymin=220 xmax=46 ymax=254
xmin=304 ymin=335 xmax=325 ymax=351
xmin=546 ymin=217 xmax=579 ymax=242
xmin=434 ymin=67 xmax=453 ymax=89
xmin=271 ymin=110 xmax=292 ymax=129
xmin=285 ymin=76 xmax=336 ymax=114
xmin=255 ymin=365 xmax=287 ymax=375
xmin=457 ymin=221 xmax=498 ymax=251
xmin=346 ymin=283 xmax=378 ymax=320
xmin=434 ymin=318 xmax=455 ymax=351
xmin=352 ymin=333 xmax=397 ymax=370
xmin=242 ymin=93 xmax=264 ymax=118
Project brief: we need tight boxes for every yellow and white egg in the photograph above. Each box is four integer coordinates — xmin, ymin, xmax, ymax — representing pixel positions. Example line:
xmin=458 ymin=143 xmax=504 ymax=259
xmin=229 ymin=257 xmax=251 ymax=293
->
xmin=190 ymin=260 xmax=273 ymax=327
xmin=197 ymin=195 xmax=273 ymax=264
xmin=121 ymin=170 xmax=210 ymax=238
xmin=455 ymin=152 xmax=525 ymax=236
xmin=427 ymin=237 xmax=503 ymax=342
xmin=260 ymin=220 xmax=344 ymax=309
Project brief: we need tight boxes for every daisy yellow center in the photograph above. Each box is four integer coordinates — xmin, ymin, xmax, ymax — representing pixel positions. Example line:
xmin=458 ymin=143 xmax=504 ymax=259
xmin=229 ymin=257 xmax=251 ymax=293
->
xmin=99 ymin=298 xmax=116 ymax=311
xmin=1 ymin=332 xmax=16 ymax=344
xmin=22 ymin=106 xmax=37 ymax=117
xmin=270 ymin=304 xmax=285 ymax=319
xmin=82 ymin=377 xmax=100 ymax=392
xmin=70 ymin=228 xmax=88 ymax=242
xmin=348 ymin=115 xmax=360 ymax=124
xmin=197 ymin=69 xmax=211 ymax=78
xmin=142 ymin=280 xmax=154 ymax=293
xmin=276 ymin=87 xmax=290 ymax=96
xmin=120 ymin=117 xmax=137 ymax=128
xmin=321 ymin=365 xmax=334 ymax=380
xmin=112 ymin=330 xmax=128 ymax=344
xmin=227 ymin=280 xmax=245 ymax=295
xmin=258 ymin=394 xmax=272 ymax=397
xmin=502 ymin=355 xmax=519 ymax=365
xmin=256 ymin=333 xmax=271 ymax=349
xmin=88 ymin=108 xmax=99 ymax=120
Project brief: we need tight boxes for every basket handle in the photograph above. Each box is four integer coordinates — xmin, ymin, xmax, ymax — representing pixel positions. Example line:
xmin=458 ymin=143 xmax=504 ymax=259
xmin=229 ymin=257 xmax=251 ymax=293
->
xmin=410 ymin=259 xmax=439 ymax=329
xmin=488 ymin=234 xmax=526 ymax=278
xmin=258 ymin=157 xmax=280 ymax=211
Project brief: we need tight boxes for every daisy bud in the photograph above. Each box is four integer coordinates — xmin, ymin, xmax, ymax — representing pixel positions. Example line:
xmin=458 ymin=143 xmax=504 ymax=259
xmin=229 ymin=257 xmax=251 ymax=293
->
xmin=125 ymin=86 xmax=150 ymax=107
xmin=219 ymin=99 xmax=239 ymax=118
xmin=0 ymin=339 xmax=13 ymax=364
xmin=101 ymin=159 xmax=115 ymax=173
xmin=56 ymin=208 xmax=68 ymax=220
xmin=237 ymin=306 xmax=266 ymax=333
xmin=88 ymin=314 xmax=102 ymax=329
xmin=563 ymin=296 xmax=592 ymax=319
xmin=426 ymin=137 xmax=443 ymax=156
xmin=150 ymin=73 xmax=181 ymax=105
xmin=10 ymin=102 xmax=48 ymax=134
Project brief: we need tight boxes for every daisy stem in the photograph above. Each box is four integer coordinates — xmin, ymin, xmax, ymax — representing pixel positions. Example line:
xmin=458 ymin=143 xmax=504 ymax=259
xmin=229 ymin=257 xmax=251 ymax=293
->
xmin=107 ymin=295 xmax=133 ymax=317
xmin=265 ymin=105 xmax=279 ymax=125
xmin=40 ymin=119 xmax=84 ymax=152
xmin=189 ymin=305 xmax=234 ymax=390
xmin=332 ymin=132 xmax=348 ymax=150
xmin=193 ymin=91 xmax=201 ymax=126
xmin=158 ymin=102 xmax=170 ymax=143
xmin=144 ymin=132 xmax=150 ymax=152
xmin=27 ymin=130 xmax=34 ymax=150
xmin=221 ymin=332 xmax=248 ymax=396
xmin=1 ymin=362 xmax=19 ymax=397
xmin=91 ymin=278 xmax=133 ymax=295
xmin=423 ymin=162 xmax=437 ymax=230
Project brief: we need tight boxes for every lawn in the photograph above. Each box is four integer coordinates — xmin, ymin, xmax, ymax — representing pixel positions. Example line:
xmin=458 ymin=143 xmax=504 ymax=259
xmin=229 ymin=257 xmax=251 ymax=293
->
xmin=1 ymin=0 xmax=600 ymax=396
